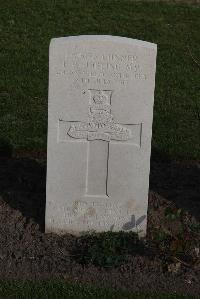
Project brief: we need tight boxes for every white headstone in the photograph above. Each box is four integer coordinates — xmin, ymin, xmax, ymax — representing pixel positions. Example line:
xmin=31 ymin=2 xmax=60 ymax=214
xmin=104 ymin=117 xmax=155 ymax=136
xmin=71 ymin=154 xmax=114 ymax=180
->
xmin=46 ymin=35 xmax=157 ymax=236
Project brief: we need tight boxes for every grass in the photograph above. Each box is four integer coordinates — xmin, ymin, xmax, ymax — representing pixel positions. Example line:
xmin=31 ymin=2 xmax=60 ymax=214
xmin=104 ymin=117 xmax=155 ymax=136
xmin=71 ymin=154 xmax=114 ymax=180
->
xmin=0 ymin=0 xmax=200 ymax=159
xmin=71 ymin=231 xmax=145 ymax=267
xmin=0 ymin=281 xmax=198 ymax=299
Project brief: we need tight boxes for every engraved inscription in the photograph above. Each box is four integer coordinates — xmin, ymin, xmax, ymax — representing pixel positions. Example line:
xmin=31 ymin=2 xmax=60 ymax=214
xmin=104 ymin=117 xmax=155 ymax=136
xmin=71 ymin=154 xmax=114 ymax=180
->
xmin=56 ymin=50 xmax=147 ymax=86
xmin=68 ymin=90 xmax=132 ymax=142
xmin=50 ymin=201 xmax=146 ymax=232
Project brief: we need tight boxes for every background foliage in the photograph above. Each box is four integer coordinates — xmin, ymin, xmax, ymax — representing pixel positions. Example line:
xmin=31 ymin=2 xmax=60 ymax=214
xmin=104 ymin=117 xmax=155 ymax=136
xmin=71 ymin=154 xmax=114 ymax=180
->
xmin=0 ymin=0 xmax=200 ymax=158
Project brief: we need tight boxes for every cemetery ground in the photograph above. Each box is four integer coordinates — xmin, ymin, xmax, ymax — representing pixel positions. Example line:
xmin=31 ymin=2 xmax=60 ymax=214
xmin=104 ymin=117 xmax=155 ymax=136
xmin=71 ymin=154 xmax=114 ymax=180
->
xmin=0 ymin=0 xmax=200 ymax=298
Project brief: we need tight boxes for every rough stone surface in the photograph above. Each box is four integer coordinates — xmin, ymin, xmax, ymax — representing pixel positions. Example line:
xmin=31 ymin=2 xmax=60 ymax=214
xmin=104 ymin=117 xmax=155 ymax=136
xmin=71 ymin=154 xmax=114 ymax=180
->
xmin=46 ymin=35 xmax=157 ymax=235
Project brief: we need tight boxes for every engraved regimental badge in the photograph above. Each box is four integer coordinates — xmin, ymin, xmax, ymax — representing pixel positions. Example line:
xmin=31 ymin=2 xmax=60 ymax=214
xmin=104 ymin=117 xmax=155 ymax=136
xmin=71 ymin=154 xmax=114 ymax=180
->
xmin=68 ymin=90 xmax=132 ymax=142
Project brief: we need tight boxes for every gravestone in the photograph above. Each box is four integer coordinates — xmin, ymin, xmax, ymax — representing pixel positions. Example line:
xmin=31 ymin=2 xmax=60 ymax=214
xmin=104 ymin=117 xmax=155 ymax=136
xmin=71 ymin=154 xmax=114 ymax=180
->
xmin=46 ymin=35 xmax=157 ymax=236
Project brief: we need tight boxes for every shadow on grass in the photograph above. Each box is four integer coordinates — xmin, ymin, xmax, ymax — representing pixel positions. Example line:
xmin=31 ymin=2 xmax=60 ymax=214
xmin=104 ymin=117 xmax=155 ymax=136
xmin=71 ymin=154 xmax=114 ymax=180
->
xmin=0 ymin=144 xmax=199 ymax=233
xmin=0 ymin=138 xmax=46 ymax=231
xmin=150 ymin=147 xmax=200 ymax=221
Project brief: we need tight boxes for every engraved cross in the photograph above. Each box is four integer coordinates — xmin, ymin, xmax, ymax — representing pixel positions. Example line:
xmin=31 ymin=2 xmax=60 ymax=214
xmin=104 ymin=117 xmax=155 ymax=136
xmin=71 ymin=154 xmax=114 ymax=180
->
xmin=60 ymin=89 xmax=141 ymax=198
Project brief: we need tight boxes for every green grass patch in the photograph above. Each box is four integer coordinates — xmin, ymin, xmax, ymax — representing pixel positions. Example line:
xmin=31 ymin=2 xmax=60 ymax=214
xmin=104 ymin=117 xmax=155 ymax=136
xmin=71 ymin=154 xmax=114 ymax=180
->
xmin=0 ymin=281 xmax=197 ymax=299
xmin=71 ymin=231 xmax=145 ymax=267
xmin=0 ymin=0 xmax=200 ymax=159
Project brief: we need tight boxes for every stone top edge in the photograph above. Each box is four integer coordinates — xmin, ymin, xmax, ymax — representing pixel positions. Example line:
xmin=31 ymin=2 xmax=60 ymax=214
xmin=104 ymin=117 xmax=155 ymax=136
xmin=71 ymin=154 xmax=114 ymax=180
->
xmin=50 ymin=35 xmax=157 ymax=50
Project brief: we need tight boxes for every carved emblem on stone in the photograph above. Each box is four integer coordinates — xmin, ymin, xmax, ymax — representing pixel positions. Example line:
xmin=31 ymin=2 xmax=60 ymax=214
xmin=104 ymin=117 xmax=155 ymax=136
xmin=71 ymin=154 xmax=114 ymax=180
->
xmin=68 ymin=90 xmax=132 ymax=142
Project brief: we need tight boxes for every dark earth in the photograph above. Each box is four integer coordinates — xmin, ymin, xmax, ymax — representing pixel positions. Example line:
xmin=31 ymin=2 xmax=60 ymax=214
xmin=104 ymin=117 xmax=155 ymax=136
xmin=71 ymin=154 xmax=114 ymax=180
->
xmin=0 ymin=148 xmax=199 ymax=296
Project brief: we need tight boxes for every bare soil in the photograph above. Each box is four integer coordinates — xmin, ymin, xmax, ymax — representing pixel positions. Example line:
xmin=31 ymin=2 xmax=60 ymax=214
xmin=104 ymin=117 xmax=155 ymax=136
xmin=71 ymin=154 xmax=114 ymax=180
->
xmin=0 ymin=153 xmax=199 ymax=296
